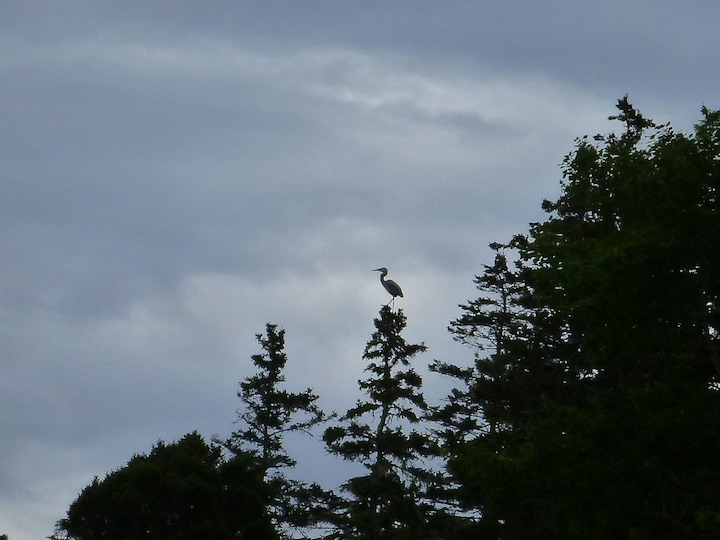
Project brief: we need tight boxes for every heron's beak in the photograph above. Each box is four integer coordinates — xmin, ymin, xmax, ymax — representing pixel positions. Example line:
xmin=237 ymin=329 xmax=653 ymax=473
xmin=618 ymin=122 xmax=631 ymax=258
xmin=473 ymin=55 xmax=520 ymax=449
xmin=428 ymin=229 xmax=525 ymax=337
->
xmin=372 ymin=268 xmax=381 ymax=272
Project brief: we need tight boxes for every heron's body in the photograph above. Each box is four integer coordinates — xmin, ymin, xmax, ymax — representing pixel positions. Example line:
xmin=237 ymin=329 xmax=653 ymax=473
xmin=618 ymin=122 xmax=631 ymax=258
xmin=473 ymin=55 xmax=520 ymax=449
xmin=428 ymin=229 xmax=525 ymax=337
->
xmin=373 ymin=267 xmax=403 ymax=300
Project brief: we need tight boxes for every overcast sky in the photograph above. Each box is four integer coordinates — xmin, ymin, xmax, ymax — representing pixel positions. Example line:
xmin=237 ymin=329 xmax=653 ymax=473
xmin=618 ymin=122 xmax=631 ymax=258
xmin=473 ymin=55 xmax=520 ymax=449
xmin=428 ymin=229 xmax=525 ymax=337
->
xmin=2 ymin=2 xmax=719 ymax=538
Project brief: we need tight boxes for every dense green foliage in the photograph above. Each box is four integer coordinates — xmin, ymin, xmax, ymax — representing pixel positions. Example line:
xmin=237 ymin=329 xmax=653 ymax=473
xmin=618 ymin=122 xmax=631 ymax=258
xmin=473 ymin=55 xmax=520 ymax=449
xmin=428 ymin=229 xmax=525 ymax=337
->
xmin=53 ymin=99 xmax=720 ymax=539
xmin=51 ymin=433 xmax=276 ymax=540
xmin=443 ymin=98 xmax=720 ymax=538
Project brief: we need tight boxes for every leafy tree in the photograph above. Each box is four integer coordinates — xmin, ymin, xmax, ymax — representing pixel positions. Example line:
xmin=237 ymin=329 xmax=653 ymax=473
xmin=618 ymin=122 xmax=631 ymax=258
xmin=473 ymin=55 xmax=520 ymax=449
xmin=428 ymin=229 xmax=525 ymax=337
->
xmin=51 ymin=432 xmax=277 ymax=540
xmin=323 ymin=306 xmax=445 ymax=540
xmin=223 ymin=323 xmax=331 ymax=536
xmin=443 ymin=99 xmax=720 ymax=538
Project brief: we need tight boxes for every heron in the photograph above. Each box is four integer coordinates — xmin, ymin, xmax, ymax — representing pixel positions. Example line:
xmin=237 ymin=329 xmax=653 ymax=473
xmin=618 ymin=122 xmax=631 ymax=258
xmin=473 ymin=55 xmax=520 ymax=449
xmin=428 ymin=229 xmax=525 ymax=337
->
xmin=373 ymin=267 xmax=403 ymax=305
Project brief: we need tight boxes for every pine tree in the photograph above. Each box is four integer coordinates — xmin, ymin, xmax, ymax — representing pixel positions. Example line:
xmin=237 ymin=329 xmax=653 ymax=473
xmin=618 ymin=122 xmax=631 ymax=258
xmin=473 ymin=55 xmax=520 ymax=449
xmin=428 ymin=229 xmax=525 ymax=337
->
xmin=435 ymin=242 xmax=529 ymax=440
xmin=323 ymin=306 xmax=442 ymax=540
xmin=431 ymin=239 xmax=572 ymax=536
xmin=445 ymin=99 xmax=720 ymax=538
xmin=225 ymin=323 xmax=330 ymax=537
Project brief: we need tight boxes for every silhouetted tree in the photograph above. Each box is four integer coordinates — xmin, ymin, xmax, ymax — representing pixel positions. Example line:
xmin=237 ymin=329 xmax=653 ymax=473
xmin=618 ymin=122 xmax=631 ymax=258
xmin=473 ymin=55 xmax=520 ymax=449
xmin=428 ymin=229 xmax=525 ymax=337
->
xmin=442 ymin=99 xmax=720 ymax=538
xmin=430 ymin=241 xmax=540 ymax=536
xmin=435 ymin=242 xmax=530 ymax=442
xmin=323 ymin=306 xmax=445 ymax=539
xmin=224 ymin=323 xmax=332 ymax=537
xmin=51 ymin=432 xmax=277 ymax=540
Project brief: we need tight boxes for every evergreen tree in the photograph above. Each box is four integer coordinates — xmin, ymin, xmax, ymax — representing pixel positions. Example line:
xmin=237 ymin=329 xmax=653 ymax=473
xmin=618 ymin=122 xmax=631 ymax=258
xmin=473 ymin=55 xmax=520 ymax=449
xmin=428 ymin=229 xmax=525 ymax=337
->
xmin=430 ymin=243 xmax=528 ymax=536
xmin=443 ymin=99 xmax=720 ymax=538
xmin=224 ymin=323 xmax=331 ymax=537
xmin=432 ymin=240 xmax=572 ymax=537
xmin=436 ymin=242 xmax=529 ymax=440
xmin=323 ymin=306 xmax=443 ymax=540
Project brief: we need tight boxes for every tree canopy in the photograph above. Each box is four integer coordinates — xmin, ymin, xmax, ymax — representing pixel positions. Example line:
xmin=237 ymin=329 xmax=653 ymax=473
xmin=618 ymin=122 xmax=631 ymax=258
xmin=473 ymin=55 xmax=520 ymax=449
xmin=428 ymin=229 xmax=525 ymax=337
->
xmin=53 ymin=99 xmax=720 ymax=539
xmin=443 ymin=98 xmax=720 ymax=538
xmin=52 ymin=433 xmax=276 ymax=540
xmin=323 ymin=306 xmax=445 ymax=540
xmin=223 ymin=323 xmax=331 ymax=536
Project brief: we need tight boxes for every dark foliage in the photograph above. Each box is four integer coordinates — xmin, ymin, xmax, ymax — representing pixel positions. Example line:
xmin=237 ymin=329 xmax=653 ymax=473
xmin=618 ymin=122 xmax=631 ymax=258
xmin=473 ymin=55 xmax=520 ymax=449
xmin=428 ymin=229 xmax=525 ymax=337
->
xmin=51 ymin=433 xmax=277 ymax=540
xmin=323 ymin=306 xmax=448 ymax=539
xmin=441 ymin=99 xmax=720 ymax=538
xmin=223 ymin=323 xmax=333 ymax=537
xmin=52 ymin=99 xmax=720 ymax=540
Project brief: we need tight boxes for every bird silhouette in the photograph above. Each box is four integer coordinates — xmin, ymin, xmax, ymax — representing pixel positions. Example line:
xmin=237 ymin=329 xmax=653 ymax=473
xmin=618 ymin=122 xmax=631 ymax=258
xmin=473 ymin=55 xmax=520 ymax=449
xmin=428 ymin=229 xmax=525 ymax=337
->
xmin=373 ymin=267 xmax=403 ymax=306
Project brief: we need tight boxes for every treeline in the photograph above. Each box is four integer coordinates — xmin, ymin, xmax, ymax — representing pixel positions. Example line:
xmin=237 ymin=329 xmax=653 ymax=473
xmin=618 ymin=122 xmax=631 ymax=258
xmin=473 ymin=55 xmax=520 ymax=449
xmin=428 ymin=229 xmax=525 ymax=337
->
xmin=51 ymin=99 xmax=720 ymax=539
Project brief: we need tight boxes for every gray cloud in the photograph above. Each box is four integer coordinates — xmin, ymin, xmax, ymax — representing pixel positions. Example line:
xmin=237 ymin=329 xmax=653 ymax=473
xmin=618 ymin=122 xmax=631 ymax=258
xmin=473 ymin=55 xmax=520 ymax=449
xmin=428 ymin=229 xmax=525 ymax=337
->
xmin=2 ymin=3 xmax=720 ymax=538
